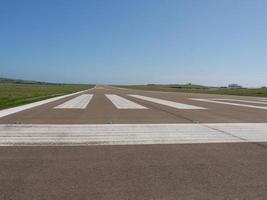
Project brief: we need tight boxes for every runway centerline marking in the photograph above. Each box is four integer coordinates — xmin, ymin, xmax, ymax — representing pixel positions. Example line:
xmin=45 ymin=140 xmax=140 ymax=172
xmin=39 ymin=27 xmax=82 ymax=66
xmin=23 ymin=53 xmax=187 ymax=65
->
xmin=106 ymin=95 xmax=147 ymax=109
xmin=191 ymin=98 xmax=267 ymax=110
xmin=55 ymin=94 xmax=93 ymax=109
xmin=129 ymin=95 xmax=206 ymax=109
xmin=0 ymin=123 xmax=267 ymax=146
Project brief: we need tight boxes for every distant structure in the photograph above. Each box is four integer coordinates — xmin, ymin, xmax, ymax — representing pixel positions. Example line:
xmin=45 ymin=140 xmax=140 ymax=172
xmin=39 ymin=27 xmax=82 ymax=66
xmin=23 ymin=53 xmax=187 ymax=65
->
xmin=228 ymin=84 xmax=242 ymax=89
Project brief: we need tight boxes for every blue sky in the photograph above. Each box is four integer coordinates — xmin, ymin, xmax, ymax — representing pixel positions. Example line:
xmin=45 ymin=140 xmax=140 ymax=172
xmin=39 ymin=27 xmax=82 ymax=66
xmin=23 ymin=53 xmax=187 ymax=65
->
xmin=0 ymin=0 xmax=267 ymax=87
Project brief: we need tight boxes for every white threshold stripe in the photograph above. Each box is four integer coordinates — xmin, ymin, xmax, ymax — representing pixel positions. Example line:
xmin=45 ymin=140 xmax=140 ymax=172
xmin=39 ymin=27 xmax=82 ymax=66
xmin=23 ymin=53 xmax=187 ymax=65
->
xmin=106 ymin=95 xmax=147 ymax=109
xmin=1 ymin=123 xmax=266 ymax=146
xmin=191 ymin=98 xmax=267 ymax=110
xmin=55 ymin=94 xmax=93 ymax=109
xmin=256 ymin=99 xmax=267 ymax=102
xmin=129 ymin=95 xmax=206 ymax=110
xmin=213 ymin=98 xmax=267 ymax=105
xmin=249 ymin=97 xmax=267 ymax=102
xmin=0 ymin=89 xmax=90 ymax=118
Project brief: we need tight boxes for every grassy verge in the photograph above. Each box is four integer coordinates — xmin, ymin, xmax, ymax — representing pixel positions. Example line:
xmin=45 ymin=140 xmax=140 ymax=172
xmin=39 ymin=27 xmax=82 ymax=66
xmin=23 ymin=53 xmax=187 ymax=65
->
xmin=116 ymin=85 xmax=267 ymax=97
xmin=0 ymin=84 xmax=94 ymax=110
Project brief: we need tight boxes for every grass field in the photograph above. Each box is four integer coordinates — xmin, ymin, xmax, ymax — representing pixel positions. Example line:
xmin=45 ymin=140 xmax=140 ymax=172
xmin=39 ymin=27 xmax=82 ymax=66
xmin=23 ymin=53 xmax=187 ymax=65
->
xmin=0 ymin=84 xmax=94 ymax=110
xmin=117 ymin=84 xmax=267 ymax=97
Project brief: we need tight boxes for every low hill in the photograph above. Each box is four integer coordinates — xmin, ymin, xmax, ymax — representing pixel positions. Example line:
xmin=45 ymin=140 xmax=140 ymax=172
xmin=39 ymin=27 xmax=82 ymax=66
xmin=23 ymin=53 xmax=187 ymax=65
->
xmin=116 ymin=84 xmax=267 ymax=97
xmin=0 ymin=77 xmax=60 ymax=85
xmin=0 ymin=77 xmax=94 ymax=109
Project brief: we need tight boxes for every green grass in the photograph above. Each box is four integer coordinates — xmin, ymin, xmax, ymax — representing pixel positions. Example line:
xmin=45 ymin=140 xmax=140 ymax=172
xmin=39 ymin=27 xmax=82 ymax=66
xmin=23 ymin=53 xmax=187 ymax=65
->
xmin=0 ymin=84 xmax=94 ymax=110
xmin=116 ymin=84 xmax=267 ymax=97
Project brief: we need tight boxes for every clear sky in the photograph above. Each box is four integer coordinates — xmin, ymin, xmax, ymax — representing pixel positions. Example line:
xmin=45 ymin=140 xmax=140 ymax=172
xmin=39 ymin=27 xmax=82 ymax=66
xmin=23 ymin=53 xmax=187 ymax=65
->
xmin=0 ymin=0 xmax=267 ymax=87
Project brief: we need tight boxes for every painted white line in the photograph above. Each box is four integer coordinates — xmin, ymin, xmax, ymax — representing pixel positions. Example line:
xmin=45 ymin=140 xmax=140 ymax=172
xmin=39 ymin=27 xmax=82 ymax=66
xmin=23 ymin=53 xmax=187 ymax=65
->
xmin=129 ymin=95 xmax=206 ymax=109
xmin=191 ymin=98 xmax=267 ymax=110
xmin=247 ymin=97 xmax=267 ymax=102
xmin=0 ymin=89 xmax=90 ymax=118
xmin=0 ymin=123 xmax=266 ymax=145
xmin=213 ymin=98 xmax=267 ymax=105
xmin=208 ymin=123 xmax=267 ymax=142
xmin=55 ymin=94 xmax=93 ymax=109
xmin=106 ymin=95 xmax=147 ymax=109
xmin=256 ymin=99 xmax=267 ymax=102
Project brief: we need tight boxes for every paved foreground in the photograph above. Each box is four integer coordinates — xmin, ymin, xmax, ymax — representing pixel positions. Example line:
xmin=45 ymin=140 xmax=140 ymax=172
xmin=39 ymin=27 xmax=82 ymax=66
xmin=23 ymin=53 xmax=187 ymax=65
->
xmin=0 ymin=86 xmax=267 ymax=199
xmin=1 ymin=144 xmax=266 ymax=200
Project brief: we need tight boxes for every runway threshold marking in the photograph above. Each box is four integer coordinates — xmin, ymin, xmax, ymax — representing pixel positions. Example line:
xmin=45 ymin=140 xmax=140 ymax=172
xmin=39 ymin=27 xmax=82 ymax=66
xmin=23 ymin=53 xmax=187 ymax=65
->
xmin=105 ymin=95 xmax=147 ymax=109
xmin=0 ymin=89 xmax=90 ymax=118
xmin=191 ymin=98 xmax=267 ymax=110
xmin=212 ymin=98 xmax=267 ymax=105
xmin=55 ymin=94 xmax=93 ymax=109
xmin=1 ymin=123 xmax=267 ymax=145
xmin=129 ymin=95 xmax=206 ymax=109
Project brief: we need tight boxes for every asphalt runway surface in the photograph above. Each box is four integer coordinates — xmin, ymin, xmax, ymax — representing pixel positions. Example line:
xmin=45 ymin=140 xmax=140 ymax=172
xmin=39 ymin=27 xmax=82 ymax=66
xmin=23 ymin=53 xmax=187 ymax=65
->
xmin=0 ymin=86 xmax=267 ymax=199
xmin=1 ymin=86 xmax=267 ymax=124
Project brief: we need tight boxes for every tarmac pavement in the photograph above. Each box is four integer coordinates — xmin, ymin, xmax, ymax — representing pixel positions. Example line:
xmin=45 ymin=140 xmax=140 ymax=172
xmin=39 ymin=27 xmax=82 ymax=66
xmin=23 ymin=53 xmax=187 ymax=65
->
xmin=0 ymin=85 xmax=266 ymax=200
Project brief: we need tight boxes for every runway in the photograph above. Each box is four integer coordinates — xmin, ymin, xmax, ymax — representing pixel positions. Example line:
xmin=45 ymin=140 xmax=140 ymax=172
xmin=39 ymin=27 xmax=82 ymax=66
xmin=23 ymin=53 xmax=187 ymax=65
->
xmin=0 ymin=86 xmax=266 ymax=199
xmin=1 ymin=85 xmax=267 ymax=124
